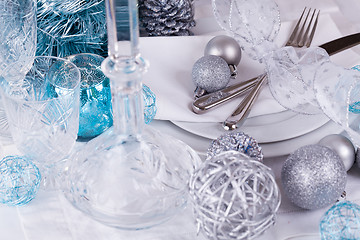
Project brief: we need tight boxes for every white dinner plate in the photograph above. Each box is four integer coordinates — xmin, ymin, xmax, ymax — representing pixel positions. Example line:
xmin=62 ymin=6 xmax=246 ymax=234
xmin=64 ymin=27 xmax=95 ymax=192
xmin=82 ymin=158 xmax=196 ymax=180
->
xmin=151 ymin=118 xmax=343 ymax=158
xmin=171 ymin=111 xmax=330 ymax=143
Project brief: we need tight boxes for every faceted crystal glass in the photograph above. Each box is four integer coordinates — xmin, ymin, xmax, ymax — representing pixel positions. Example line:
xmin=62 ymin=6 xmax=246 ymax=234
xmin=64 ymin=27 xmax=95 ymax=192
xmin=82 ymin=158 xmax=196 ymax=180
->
xmin=0 ymin=0 xmax=37 ymax=144
xmin=1 ymin=56 xmax=81 ymax=188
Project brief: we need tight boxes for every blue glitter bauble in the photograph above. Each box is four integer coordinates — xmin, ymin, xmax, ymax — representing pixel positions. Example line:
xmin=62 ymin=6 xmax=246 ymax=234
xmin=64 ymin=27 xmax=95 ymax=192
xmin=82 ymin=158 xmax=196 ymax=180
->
xmin=320 ymin=200 xmax=360 ymax=239
xmin=0 ymin=155 xmax=41 ymax=206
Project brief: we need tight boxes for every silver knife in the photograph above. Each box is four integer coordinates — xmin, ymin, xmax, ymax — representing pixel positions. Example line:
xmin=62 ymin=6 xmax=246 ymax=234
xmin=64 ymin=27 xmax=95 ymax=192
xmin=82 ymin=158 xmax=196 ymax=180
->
xmin=192 ymin=32 xmax=360 ymax=114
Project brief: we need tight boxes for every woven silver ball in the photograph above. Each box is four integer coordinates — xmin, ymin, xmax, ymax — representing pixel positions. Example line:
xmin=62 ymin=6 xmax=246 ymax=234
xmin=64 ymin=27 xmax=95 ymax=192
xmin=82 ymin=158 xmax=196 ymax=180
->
xmin=207 ymin=132 xmax=263 ymax=162
xmin=281 ymin=145 xmax=347 ymax=210
xmin=318 ymin=134 xmax=356 ymax=171
xmin=192 ymin=55 xmax=231 ymax=93
xmin=204 ymin=35 xmax=242 ymax=66
xmin=189 ymin=151 xmax=281 ymax=240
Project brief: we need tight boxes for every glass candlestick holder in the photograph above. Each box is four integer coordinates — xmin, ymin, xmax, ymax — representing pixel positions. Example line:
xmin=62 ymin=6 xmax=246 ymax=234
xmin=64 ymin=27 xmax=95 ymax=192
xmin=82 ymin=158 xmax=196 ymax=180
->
xmin=63 ymin=56 xmax=201 ymax=230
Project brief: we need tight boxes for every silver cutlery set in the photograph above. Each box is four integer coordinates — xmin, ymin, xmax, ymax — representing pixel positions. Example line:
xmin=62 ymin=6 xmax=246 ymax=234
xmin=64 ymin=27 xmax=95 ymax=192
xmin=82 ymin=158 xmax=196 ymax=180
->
xmin=191 ymin=7 xmax=360 ymax=131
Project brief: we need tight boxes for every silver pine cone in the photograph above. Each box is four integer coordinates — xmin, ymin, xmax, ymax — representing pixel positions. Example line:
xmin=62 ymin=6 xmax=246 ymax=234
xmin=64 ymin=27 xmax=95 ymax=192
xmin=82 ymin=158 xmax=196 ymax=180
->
xmin=139 ymin=0 xmax=196 ymax=36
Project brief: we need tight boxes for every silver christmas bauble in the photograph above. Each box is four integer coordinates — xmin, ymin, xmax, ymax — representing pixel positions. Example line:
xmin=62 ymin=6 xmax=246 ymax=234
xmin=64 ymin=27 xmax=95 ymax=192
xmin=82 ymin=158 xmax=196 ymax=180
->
xmin=281 ymin=145 xmax=347 ymax=210
xmin=207 ymin=132 xmax=263 ymax=162
xmin=192 ymin=55 xmax=231 ymax=93
xmin=204 ymin=35 xmax=242 ymax=66
xmin=318 ymin=134 xmax=356 ymax=171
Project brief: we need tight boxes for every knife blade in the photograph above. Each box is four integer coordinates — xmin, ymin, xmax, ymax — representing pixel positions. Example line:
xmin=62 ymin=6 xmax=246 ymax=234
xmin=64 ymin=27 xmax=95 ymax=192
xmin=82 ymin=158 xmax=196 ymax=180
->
xmin=320 ymin=32 xmax=360 ymax=56
xmin=192 ymin=32 xmax=360 ymax=114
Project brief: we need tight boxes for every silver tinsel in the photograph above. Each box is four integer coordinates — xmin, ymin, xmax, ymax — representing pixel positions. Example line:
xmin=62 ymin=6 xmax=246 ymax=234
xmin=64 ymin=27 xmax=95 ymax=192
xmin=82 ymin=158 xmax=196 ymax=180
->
xmin=138 ymin=0 xmax=196 ymax=36
xmin=207 ymin=132 xmax=263 ymax=162
xmin=281 ymin=145 xmax=347 ymax=210
xmin=192 ymin=55 xmax=231 ymax=93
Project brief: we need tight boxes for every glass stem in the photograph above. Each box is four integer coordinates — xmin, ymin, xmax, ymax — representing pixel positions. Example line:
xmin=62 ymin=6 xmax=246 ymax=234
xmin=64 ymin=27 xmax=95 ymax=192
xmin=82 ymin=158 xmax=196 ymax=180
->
xmin=111 ymin=67 xmax=144 ymax=137
xmin=104 ymin=0 xmax=144 ymax=137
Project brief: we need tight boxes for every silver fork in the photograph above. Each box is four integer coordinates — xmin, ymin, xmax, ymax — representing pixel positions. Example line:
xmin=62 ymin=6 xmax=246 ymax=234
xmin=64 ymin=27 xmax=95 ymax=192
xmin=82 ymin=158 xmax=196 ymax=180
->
xmin=222 ymin=7 xmax=320 ymax=131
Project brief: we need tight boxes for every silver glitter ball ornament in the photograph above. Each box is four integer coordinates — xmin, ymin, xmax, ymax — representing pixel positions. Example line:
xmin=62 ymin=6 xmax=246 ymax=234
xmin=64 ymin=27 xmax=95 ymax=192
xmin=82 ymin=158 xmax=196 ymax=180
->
xmin=207 ymin=132 xmax=263 ymax=162
xmin=192 ymin=55 xmax=231 ymax=93
xmin=318 ymin=134 xmax=356 ymax=171
xmin=281 ymin=145 xmax=347 ymax=210
xmin=204 ymin=35 xmax=242 ymax=66
xmin=189 ymin=151 xmax=281 ymax=240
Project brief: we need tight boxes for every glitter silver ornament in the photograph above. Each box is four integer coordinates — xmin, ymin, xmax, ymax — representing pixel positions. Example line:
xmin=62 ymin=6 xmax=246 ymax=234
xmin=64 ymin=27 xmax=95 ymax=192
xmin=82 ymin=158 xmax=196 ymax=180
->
xmin=318 ymin=134 xmax=356 ymax=171
xmin=204 ymin=35 xmax=242 ymax=67
xmin=189 ymin=151 xmax=281 ymax=240
xmin=207 ymin=132 xmax=263 ymax=162
xmin=281 ymin=145 xmax=347 ymax=210
xmin=192 ymin=55 xmax=231 ymax=93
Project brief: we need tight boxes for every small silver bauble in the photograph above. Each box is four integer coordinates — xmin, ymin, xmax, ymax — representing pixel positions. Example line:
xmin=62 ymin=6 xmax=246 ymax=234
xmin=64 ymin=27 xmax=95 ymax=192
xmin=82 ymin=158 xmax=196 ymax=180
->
xmin=207 ymin=132 xmax=263 ymax=162
xmin=192 ymin=55 xmax=231 ymax=94
xmin=204 ymin=35 xmax=242 ymax=66
xmin=281 ymin=144 xmax=347 ymax=210
xmin=318 ymin=134 xmax=356 ymax=171
xmin=204 ymin=35 xmax=242 ymax=78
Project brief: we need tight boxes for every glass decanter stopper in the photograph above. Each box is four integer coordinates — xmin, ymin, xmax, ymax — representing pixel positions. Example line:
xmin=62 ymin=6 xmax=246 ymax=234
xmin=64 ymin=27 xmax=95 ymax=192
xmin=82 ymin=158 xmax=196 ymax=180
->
xmin=63 ymin=0 xmax=201 ymax=230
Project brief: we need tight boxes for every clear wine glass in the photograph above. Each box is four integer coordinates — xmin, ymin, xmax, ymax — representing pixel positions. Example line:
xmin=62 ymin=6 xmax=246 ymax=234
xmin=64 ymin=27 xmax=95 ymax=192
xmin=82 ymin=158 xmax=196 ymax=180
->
xmin=0 ymin=0 xmax=37 ymax=144
xmin=1 ymin=56 xmax=81 ymax=189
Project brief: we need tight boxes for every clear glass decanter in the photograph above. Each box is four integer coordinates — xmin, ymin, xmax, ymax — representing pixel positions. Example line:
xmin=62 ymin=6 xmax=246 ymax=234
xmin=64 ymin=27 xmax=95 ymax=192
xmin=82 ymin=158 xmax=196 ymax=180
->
xmin=63 ymin=0 xmax=201 ymax=230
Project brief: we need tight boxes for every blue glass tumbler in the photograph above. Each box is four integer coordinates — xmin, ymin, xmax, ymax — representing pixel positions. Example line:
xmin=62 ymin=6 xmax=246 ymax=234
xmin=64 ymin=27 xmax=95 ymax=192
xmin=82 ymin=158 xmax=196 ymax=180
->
xmin=66 ymin=53 xmax=113 ymax=139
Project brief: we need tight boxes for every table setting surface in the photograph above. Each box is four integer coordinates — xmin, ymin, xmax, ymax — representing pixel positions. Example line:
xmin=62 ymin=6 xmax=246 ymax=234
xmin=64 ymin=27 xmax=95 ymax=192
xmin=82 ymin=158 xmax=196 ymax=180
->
xmin=1 ymin=0 xmax=360 ymax=239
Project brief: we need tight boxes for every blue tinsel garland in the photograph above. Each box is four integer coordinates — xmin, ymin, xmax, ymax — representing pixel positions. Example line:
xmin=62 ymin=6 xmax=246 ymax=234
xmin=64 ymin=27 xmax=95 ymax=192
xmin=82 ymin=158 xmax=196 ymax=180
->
xmin=36 ymin=0 xmax=108 ymax=57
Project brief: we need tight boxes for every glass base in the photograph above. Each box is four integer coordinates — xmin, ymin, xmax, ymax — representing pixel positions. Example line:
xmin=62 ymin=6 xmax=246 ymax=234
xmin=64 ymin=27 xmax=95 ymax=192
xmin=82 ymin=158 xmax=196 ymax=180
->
xmin=63 ymin=125 xmax=201 ymax=230
xmin=0 ymin=100 xmax=13 ymax=145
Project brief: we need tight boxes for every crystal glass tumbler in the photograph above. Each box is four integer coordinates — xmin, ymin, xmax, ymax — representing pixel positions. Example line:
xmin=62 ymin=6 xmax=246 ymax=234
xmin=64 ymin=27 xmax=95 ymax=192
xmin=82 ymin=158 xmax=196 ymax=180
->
xmin=1 ymin=56 xmax=81 ymax=188
xmin=0 ymin=0 xmax=37 ymax=144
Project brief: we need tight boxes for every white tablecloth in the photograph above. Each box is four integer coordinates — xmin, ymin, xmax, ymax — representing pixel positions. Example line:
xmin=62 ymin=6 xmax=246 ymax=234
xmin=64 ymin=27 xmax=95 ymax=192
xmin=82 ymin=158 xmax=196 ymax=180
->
xmin=1 ymin=0 xmax=360 ymax=239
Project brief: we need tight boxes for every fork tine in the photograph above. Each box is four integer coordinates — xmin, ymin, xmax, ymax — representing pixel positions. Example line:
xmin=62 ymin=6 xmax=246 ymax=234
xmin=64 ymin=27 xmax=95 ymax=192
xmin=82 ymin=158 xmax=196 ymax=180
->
xmin=286 ymin=8 xmax=320 ymax=48
xmin=295 ymin=8 xmax=311 ymax=46
xmin=305 ymin=10 xmax=320 ymax=47
xmin=286 ymin=7 xmax=306 ymax=46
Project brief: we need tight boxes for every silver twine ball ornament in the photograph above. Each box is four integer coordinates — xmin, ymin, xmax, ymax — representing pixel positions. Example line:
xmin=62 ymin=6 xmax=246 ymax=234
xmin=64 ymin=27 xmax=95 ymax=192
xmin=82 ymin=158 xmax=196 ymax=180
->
xmin=189 ymin=151 xmax=281 ymax=240
xmin=281 ymin=145 xmax=347 ymax=210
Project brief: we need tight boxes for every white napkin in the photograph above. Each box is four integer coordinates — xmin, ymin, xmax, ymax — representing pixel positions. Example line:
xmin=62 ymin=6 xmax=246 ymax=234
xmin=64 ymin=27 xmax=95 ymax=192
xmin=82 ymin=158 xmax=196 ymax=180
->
xmin=141 ymin=13 xmax=360 ymax=123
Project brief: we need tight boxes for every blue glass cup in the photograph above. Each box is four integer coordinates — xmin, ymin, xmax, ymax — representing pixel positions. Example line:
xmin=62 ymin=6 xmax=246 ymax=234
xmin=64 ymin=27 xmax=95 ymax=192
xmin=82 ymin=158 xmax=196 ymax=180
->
xmin=66 ymin=53 xmax=113 ymax=139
